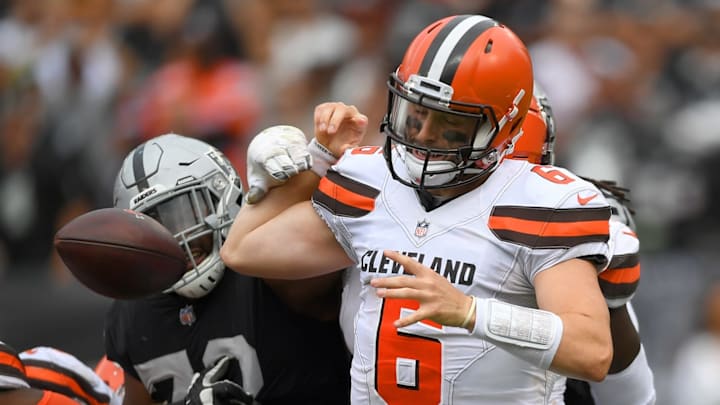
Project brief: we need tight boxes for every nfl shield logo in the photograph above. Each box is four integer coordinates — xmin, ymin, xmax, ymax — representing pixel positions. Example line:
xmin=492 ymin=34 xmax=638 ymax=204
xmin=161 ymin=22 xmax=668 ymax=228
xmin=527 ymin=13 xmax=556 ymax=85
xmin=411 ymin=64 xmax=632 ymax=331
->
xmin=415 ymin=219 xmax=429 ymax=238
xmin=179 ymin=305 xmax=196 ymax=326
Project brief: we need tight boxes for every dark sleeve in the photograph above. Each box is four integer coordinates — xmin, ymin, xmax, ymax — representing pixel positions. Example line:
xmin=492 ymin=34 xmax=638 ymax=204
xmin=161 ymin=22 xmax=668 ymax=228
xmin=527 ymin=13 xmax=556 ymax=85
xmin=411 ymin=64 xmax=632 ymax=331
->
xmin=103 ymin=302 xmax=141 ymax=381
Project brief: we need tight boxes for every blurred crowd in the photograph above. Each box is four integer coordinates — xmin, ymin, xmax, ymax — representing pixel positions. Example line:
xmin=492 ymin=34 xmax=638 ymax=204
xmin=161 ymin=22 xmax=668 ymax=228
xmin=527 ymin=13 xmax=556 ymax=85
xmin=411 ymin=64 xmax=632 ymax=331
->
xmin=0 ymin=0 xmax=718 ymax=404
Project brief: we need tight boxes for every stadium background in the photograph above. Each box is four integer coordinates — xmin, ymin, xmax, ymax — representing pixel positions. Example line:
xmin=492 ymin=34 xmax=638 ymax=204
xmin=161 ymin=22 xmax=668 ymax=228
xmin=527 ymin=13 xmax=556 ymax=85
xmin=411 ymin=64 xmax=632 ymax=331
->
xmin=0 ymin=1 xmax=718 ymax=403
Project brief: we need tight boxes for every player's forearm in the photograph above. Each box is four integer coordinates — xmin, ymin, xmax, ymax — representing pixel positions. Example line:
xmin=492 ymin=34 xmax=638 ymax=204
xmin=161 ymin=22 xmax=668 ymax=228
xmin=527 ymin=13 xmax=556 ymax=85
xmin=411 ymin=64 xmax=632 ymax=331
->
xmin=0 ymin=389 xmax=43 ymax=404
xmin=221 ymin=171 xmax=320 ymax=272
xmin=551 ymin=312 xmax=613 ymax=382
xmin=466 ymin=298 xmax=611 ymax=382
xmin=607 ymin=304 xmax=642 ymax=373
xmin=0 ymin=389 xmax=76 ymax=405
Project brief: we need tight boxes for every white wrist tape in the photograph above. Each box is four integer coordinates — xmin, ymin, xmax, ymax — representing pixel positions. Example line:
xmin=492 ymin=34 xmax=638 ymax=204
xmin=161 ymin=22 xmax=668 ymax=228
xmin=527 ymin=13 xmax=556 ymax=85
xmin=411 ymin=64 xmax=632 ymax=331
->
xmin=308 ymin=137 xmax=338 ymax=177
xmin=472 ymin=298 xmax=563 ymax=369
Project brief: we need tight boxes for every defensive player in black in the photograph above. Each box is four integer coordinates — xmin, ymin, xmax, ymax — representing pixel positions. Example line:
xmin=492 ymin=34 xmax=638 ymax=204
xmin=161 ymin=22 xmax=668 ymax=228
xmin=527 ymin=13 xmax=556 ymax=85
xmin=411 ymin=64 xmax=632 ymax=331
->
xmin=105 ymin=134 xmax=349 ymax=405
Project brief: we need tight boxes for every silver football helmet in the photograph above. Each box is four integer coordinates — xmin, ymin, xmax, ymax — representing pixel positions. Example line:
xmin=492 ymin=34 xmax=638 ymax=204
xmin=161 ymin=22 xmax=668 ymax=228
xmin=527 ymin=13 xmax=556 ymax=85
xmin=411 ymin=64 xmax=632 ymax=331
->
xmin=605 ymin=190 xmax=636 ymax=232
xmin=113 ymin=134 xmax=243 ymax=298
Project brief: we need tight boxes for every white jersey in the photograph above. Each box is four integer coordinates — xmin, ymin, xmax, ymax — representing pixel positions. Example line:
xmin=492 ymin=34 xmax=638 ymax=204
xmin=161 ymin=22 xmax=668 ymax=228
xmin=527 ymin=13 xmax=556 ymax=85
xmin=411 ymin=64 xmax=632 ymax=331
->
xmin=0 ymin=340 xmax=29 ymax=390
xmin=600 ymin=220 xmax=640 ymax=308
xmin=340 ymin=220 xmax=638 ymax=353
xmin=314 ymin=147 xmax=611 ymax=404
xmin=20 ymin=346 xmax=122 ymax=405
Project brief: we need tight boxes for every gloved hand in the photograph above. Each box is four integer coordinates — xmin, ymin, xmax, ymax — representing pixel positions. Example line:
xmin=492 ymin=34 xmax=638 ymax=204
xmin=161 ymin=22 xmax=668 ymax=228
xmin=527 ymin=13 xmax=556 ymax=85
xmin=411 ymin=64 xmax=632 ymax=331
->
xmin=245 ymin=125 xmax=312 ymax=204
xmin=185 ymin=356 xmax=255 ymax=405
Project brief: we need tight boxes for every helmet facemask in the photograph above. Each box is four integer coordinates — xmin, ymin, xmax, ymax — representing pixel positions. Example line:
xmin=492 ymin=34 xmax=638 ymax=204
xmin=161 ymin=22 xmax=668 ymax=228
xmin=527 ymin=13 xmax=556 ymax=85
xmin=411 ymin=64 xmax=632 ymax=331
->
xmin=382 ymin=73 xmax=502 ymax=190
xmin=114 ymin=135 xmax=243 ymax=299
xmin=132 ymin=172 xmax=239 ymax=299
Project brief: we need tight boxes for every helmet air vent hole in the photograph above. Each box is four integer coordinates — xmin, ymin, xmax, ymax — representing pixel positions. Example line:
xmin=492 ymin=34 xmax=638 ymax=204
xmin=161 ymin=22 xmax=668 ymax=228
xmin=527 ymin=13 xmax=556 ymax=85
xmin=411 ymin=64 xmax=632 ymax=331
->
xmin=485 ymin=40 xmax=493 ymax=53
xmin=427 ymin=21 xmax=443 ymax=33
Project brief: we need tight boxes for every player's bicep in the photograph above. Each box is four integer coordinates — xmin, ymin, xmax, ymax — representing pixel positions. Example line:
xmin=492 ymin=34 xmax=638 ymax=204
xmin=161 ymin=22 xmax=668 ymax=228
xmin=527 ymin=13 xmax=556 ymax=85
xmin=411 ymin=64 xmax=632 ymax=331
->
xmin=535 ymin=258 xmax=607 ymax=319
xmin=534 ymin=258 xmax=613 ymax=378
xmin=240 ymin=201 xmax=352 ymax=279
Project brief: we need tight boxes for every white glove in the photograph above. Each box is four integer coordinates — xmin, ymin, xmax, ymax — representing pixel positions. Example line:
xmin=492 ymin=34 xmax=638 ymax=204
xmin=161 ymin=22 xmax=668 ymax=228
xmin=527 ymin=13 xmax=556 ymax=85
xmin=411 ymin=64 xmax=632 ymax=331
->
xmin=245 ymin=125 xmax=312 ymax=204
xmin=184 ymin=356 xmax=254 ymax=405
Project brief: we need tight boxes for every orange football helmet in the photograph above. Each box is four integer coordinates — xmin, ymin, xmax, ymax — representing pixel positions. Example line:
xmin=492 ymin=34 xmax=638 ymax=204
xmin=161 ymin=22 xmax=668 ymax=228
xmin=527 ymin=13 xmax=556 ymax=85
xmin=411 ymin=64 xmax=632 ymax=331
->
xmin=508 ymin=84 xmax=556 ymax=165
xmin=382 ymin=15 xmax=533 ymax=189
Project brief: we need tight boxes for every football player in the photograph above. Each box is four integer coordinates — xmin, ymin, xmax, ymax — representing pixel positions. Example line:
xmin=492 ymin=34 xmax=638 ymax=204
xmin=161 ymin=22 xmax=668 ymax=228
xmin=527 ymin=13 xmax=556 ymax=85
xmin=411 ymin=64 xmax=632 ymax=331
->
xmin=509 ymin=87 xmax=656 ymax=405
xmin=222 ymin=15 xmax=614 ymax=403
xmin=0 ymin=341 xmax=121 ymax=405
xmin=106 ymin=134 xmax=350 ymax=405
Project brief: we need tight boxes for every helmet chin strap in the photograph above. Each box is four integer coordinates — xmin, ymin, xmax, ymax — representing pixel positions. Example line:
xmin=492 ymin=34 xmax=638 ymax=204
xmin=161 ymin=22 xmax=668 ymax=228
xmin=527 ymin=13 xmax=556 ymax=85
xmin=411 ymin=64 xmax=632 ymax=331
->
xmin=496 ymin=89 xmax=526 ymax=132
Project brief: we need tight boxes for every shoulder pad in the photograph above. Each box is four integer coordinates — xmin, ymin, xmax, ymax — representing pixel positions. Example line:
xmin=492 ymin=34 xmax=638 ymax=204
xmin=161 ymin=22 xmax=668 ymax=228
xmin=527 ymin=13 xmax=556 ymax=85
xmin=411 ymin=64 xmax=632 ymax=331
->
xmin=500 ymin=163 xmax=611 ymax=211
xmin=332 ymin=145 xmax=387 ymax=187
xmin=489 ymin=162 xmax=611 ymax=250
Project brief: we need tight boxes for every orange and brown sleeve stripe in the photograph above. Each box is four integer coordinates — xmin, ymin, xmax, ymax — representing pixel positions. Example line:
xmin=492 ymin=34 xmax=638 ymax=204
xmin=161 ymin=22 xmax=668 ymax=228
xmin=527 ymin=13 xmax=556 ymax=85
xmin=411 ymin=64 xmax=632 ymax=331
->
xmin=598 ymin=252 xmax=640 ymax=299
xmin=0 ymin=342 xmax=26 ymax=384
xmin=24 ymin=359 xmax=110 ymax=405
xmin=313 ymin=170 xmax=380 ymax=218
xmin=489 ymin=206 xmax=610 ymax=248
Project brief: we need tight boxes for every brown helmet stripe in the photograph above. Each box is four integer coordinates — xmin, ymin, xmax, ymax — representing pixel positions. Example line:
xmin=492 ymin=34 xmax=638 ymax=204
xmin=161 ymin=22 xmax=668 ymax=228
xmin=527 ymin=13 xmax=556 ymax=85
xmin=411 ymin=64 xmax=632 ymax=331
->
xmin=440 ymin=19 xmax=497 ymax=85
xmin=417 ymin=15 xmax=497 ymax=84
xmin=417 ymin=15 xmax=468 ymax=77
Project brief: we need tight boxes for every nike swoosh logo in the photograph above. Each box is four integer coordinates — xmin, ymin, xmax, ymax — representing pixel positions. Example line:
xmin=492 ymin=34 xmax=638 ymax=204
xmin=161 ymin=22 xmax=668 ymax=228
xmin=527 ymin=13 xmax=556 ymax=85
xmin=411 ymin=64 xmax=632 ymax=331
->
xmin=179 ymin=157 xmax=200 ymax=166
xmin=577 ymin=192 xmax=599 ymax=206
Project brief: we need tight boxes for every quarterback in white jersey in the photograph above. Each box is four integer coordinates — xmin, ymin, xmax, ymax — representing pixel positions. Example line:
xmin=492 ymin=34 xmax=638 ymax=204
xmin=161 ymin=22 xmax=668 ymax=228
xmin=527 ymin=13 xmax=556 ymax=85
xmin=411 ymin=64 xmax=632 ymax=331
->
xmin=223 ymin=14 xmax=614 ymax=404
xmin=319 ymin=147 xmax=610 ymax=403
xmin=337 ymin=181 xmax=653 ymax=403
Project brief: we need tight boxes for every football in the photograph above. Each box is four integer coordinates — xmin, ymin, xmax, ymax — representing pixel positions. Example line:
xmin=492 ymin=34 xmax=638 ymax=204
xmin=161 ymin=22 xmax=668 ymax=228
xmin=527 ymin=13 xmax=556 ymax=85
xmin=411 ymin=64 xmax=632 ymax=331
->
xmin=54 ymin=208 xmax=186 ymax=299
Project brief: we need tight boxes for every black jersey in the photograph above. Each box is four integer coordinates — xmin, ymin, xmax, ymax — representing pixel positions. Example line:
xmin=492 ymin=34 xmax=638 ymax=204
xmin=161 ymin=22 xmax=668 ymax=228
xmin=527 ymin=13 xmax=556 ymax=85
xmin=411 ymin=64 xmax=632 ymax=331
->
xmin=104 ymin=270 xmax=350 ymax=404
xmin=564 ymin=378 xmax=595 ymax=405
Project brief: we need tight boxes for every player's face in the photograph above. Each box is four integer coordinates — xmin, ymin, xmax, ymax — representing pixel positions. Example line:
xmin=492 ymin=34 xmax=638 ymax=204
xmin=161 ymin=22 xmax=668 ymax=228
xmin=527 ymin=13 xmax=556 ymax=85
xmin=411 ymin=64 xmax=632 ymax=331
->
xmin=404 ymin=105 xmax=476 ymax=155
xmin=145 ymin=192 xmax=214 ymax=270
xmin=186 ymin=234 xmax=212 ymax=270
